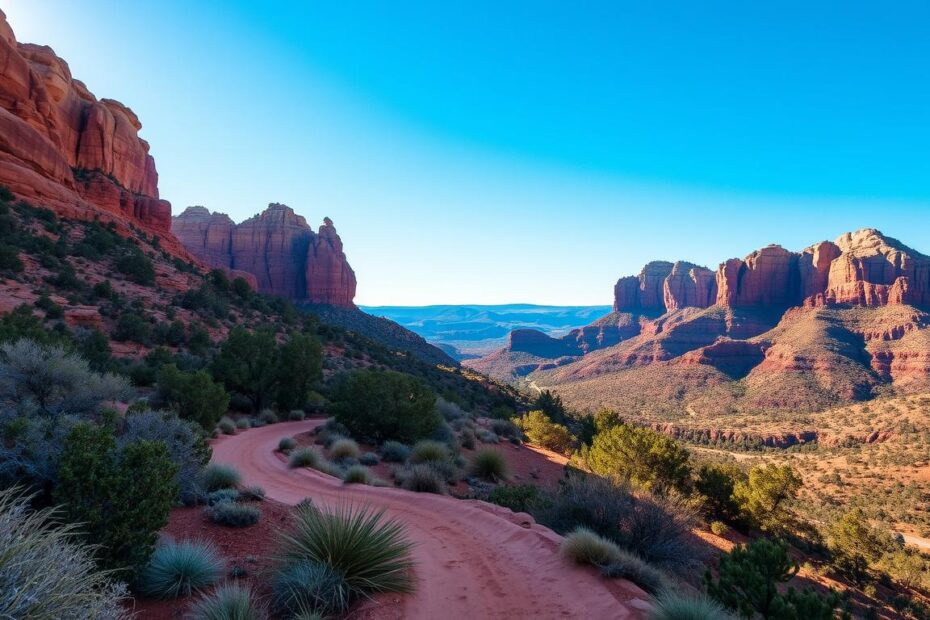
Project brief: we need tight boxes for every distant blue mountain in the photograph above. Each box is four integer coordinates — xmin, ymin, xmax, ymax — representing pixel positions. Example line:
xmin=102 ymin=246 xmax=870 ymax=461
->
xmin=359 ymin=304 xmax=612 ymax=359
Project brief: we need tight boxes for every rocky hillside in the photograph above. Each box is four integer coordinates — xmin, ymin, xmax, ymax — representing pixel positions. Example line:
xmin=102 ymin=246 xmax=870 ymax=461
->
xmin=467 ymin=229 xmax=930 ymax=422
xmin=172 ymin=204 xmax=357 ymax=307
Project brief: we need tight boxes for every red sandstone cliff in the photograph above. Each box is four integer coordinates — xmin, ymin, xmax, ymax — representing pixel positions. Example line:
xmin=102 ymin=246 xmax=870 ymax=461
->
xmin=0 ymin=10 xmax=184 ymax=254
xmin=172 ymin=204 xmax=356 ymax=307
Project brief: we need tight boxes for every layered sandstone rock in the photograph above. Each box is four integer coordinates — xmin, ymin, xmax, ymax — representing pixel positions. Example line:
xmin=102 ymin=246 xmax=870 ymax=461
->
xmin=613 ymin=261 xmax=673 ymax=311
xmin=0 ymin=10 xmax=179 ymax=251
xmin=172 ymin=204 xmax=356 ymax=307
xmin=664 ymin=262 xmax=718 ymax=311
xmin=716 ymin=245 xmax=800 ymax=307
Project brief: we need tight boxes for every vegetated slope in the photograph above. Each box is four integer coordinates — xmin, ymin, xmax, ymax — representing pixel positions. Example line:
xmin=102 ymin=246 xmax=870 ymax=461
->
xmin=468 ymin=229 xmax=930 ymax=430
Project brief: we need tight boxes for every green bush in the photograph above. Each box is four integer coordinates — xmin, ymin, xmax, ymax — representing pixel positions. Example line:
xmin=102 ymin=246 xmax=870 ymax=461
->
xmin=695 ymin=463 xmax=746 ymax=524
xmin=0 ymin=488 xmax=129 ymax=619
xmin=114 ymin=312 xmax=151 ymax=344
xmin=487 ymin=484 xmax=542 ymax=513
xmin=274 ymin=333 xmax=323 ymax=411
xmin=469 ymin=448 xmax=508 ymax=482
xmin=156 ymin=364 xmax=230 ymax=431
xmin=600 ymin=549 xmax=672 ymax=595
xmin=218 ymin=417 xmax=237 ymax=435
xmin=330 ymin=438 xmax=361 ymax=460
xmin=343 ymin=465 xmax=373 ymax=485
xmin=583 ymin=423 xmax=691 ymax=494
xmin=137 ymin=539 xmax=223 ymax=599
xmin=732 ymin=464 xmax=802 ymax=532
xmin=398 ymin=464 xmax=447 ymax=494
xmin=0 ymin=244 xmax=23 ymax=272
xmin=259 ymin=409 xmax=278 ymax=425
xmin=359 ymin=451 xmax=380 ymax=466
xmin=239 ymin=486 xmax=266 ymax=502
xmin=208 ymin=489 xmax=240 ymax=506
xmin=201 ymin=464 xmax=242 ymax=492
xmin=115 ymin=249 xmax=155 ymax=285
xmin=278 ymin=437 xmax=297 ymax=451
xmin=275 ymin=504 xmax=414 ymax=600
xmin=289 ymin=447 xmax=322 ymax=469
xmin=331 ymin=369 xmax=440 ymax=444
xmin=288 ymin=409 xmax=306 ymax=421
xmin=560 ymin=527 xmax=622 ymax=566
xmin=55 ymin=423 xmax=178 ymax=575
xmin=410 ymin=440 xmax=450 ymax=464
xmin=380 ymin=440 xmax=411 ymax=463
xmin=648 ymin=593 xmax=734 ymax=620
xmin=270 ymin=560 xmax=350 ymax=617
xmin=235 ymin=418 xmax=251 ymax=430
xmin=206 ymin=502 xmax=261 ymax=527
xmin=187 ymin=583 xmax=264 ymax=620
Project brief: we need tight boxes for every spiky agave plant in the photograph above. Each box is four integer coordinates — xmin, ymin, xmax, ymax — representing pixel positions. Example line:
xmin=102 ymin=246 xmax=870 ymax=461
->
xmin=275 ymin=503 xmax=415 ymax=600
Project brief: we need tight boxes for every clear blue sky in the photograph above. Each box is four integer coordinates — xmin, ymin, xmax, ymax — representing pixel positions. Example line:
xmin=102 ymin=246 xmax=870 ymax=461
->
xmin=6 ymin=1 xmax=930 ymax=305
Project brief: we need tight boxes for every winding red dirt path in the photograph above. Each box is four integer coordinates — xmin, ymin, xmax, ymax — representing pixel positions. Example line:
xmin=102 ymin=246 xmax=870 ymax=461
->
xmin=212 ymin=420 xmax=650 ymax=619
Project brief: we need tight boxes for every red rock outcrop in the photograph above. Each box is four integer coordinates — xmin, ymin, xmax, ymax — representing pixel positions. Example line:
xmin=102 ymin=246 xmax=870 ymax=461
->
xmin=716 ymin=245 xmax=800 ymax=307
xmin=172 ymin=204 xmax=356 ymax=307
xmin=0 ymin=10 xmax=183 ymax=254
xmin=613 ymin=261 xmax=673 ymax=311
xmin=663 ymin=262 xmax=718 ymax=311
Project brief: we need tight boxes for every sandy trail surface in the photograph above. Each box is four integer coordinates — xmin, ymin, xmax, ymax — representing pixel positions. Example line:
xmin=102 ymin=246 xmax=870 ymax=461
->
xmin=212 ymin=420 xmax=650 ymax=619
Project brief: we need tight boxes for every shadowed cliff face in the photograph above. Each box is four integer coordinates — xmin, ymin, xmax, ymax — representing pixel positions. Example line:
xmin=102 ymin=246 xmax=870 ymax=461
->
xmin=0 ymin=9 xmax=185 ymax=254
xmin=172 ymin=204 xmax=357 ymax=307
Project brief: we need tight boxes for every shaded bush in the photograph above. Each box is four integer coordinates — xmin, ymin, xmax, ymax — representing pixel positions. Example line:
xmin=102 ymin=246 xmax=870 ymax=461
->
xmin=187 ymin=583 xmax=264 ymax=620
xmin=289 ymin=447 xmax=322 ymax=469
xmin=560 ymin=527 xmax=622 ymax=566
xmin=343 ymin=465 xmax=373 ymax=485
xmin=270 ymin=560 xmax=350 ymax=618
xmin=359 ymin=451 xmax=380 ymax=466
xmin=156 ymin=364 xmax=230 ymax=431
xmin=397 ymin=464 xmax=447 ymax=494
xmin=487 ymin=484 xmax=542 ymax=513
xmin=600 ymin=549 xmax=672 ymax=595
xmin=206 ymin=502 xmax=261 ymax=527
xmin=513 ymin=410 xmax=574 ymax=453
xmin=410 ymin=440 xmax=450 ymax=464
xmin=380 ymin=440 xmax=411 ymax=463
xmin=218 ymin=417 xmax=237 ymax=435
xmin=201 ymin=463 xmax=242 ymax=492
xmin=278 ymin=437 xmax=297 ymax=452
xmin=115 ymin=249 xmax=155 ymax=285
xmin=330 ymin=438 xmax=360 ymax=460
xmin=648 ymin=593 xmax=734 ymax=620
xmin=137 ymin=539 xmax=223 ymax=599
xmin=469 ymin=448 xmax=508 ymax=482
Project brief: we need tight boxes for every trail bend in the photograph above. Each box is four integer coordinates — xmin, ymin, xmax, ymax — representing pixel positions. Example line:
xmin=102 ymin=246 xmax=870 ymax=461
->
xmin=211 ymin=420 xmax=650 ymax=619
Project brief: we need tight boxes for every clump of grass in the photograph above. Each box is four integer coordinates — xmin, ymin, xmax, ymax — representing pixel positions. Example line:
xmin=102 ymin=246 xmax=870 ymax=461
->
xmin=275 ymin=504 xmax=415 ymax=601
xmin=560 ymin=527 xmax=622 ymax=566
xmin=137 ymin=539 xmax=224 ymax=599
xmin=343 ymin=465 xmax=373 ymax=485
xmin=202 ymin=464 xmax=242 ymax=492
xmin=460 ymin=428 xmax=477 ymax=449
xmin=208 ymin=489 xmax=240 ymax=506
xmin=397 ymin=464 xmax=447 ymax=494
xmin=288 ymin=409 xmax=306 ymax=421
xmin=468 ymin=449 xmax=508 ymax=482
xmin=709 ymin=521 xmax=728 ymax=536
xmin=600 ymin=549 xmax=672 ymax=595
xmin=217 ymin=417 xmax=237 ymax=435
xmin=380 ymin=441 xmax=410 ymax=463
xmin=270 ymin=560 xmax=350 ymax=618
xmin=206 ymin=502 xmax=261 ymax=528
xmin=477 ymin=429 xmax=500 ymax=444
xmin=187 ymin=583 xmax=264 ymax=620
xmin=239 ymin=486 xmax=266 ymax=502
xmin=259 ymin=409 xmax=279 ymax=424
xmin=278 ymin=437 xmax=297 ymax=452
xmin=235 ymin=418 xmax=251 ymax=430
xmin=330 ymin=438 xmax=360 ymax=461
xmin=359 ymin=452 xmax=380 ymax=466
xmin=647 ymin=593 xmax=734 ymax=620
xmin=289 ymin=447 xmax=322 ymax=469
xmin=410 ymin=440 xmax=450 ymax=464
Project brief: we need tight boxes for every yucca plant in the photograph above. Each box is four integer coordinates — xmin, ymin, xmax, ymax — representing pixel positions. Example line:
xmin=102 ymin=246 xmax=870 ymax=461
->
xmin=648 ymin=593 xmax=734 ymax=620
xmin=136 ymin=539 xmax=223 ymax=599
xmin=186 ymin=583 xmax=265 ymax=620
xmin=275 ymin=503 xmax=415 ymax=600
xmin=0 ymin=488 xmax=130 ymax=620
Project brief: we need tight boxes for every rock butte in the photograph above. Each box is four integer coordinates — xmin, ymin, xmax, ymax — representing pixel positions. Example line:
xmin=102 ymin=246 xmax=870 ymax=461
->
xmin=172 ymin=204 xmax=357 ymax=307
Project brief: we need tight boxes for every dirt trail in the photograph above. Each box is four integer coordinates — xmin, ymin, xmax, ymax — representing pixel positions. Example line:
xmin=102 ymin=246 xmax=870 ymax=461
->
xmin=212 ymin=420 xmax=650 ymax=619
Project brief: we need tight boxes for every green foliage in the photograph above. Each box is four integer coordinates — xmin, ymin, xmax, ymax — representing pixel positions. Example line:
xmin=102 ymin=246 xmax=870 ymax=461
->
xmin=231 ymin=277 xmax=253 ymax=299
xmin=695 ymin=463 xmax=746 ymax=524
xmin=487 ymin=484 xmax=542 ymax=513
xmin=115 ymin=248 xmax=155 ymax=285
xmin=705 ymin=537 xmax=838 ymax=620
xmin=187 ymin=583 xmax=264 ymax=620
xmin=114 ymin=312 xmax=151 ymax=344
xmin=380 ymin=440 xmax=411 ymax=463
xmin=532 ymin=390 xmax=568 ymax=423
xmin=275 ymin=504 xmax=415 ymax=600
xmin=271 ymin=560 xmax=350 ymax=618
xmin=732 ymin=464 xmax=802 ymax=532
xmin=206 ymin=502 xmax=261 ymax=527
xmin=278 ymin=437 xmax=297 ymax=451
xmin=827 ymin=508 xmax=904 ymax=584
xmin=514 ymin=410 xmax=575 ymax=454
xmin=332 ymin=369 xmax=440 ymax=444
xmin=560 ymin=527 xmax=623 ymax=566
xmin=218 ymin=417 xmax=237 ymax=435
xmin=0 ymin=244 xmax=23 ymax=272
xmin=201 ymin=463 xmax=242 ymax=492
xmin=211 ymin=327 xmax=279 ymax=409
xmin=330 ymin=438 xmax=361 ymax=460
xmin=274 ymin=332 xmax=323 ymax=411
xmin=0 ymin=487 xmax=130 ymax=620
xmin=468 ymin=448 xmax=508 ymax=481
xmin=54 ymin=422 xmax=178 ymax=575
xmin=410 ymin=440 xmax=450 ymax=464
xmin=289 ymin=447 xmax=323 ymax=469
xmin=648 ymin=593 xmax=734 ymax=620
xmin=583 ymin=423 xmax=691 ymax=494
xmin=600 ymin=548 xmax=672 ymax=595
xmin=137 ymin=539 xmax=224 ymax=599
xmin=343 ymin=464 xmax=373 ymax=485
xmin=397 ymin=464 xmax=448 ymax=494
xmin=156 ymin=364 xmax=230 ymax=430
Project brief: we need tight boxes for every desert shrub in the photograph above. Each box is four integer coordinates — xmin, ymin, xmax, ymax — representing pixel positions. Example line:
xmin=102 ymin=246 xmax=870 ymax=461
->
xmin=273 ymin=333 xmax=323 ymax=411
xmin=359 ymin=451 xmax=380 ymax=466
xmin=0 ymin=339 xmax=130 ymax=418
xmin=397 ymin=464 xmax=447 ymax=494
xmin=560 ymin=527 xmax=622 ymax=566
xmin=460 ymin=427 xmax=477 ymax=449
xmin=258 ymin=409 xmax=278 ymax=425
xmin=206 ymin=502 xmax=261 ymax=527
xmin=187 ymin=583 xmax=264 ymax=620
xmin=491 ymin=418 xmax=521 ymax=440
xmin=137 ymin=539 xmax=223 ymax=599
xmin=270 ymin=560 xmax=350 ymax=617
xmin=115 ymin=249 xmax=155 ymax=285
xmin=477 ymin=429 xmax=500 ymax=444
xmin=212 ymin=327 xmax=279 ymax=410
xmin=648 ymin=593 xmax=734 ymax=620
xmin=156 ymin=364 xmax=230 ymax=431
xmin=436 ymin=397 xmax=468 ymax=421
xmin=275 ymin=503 xmax=415 ymax=600
xmin=705 ymin=537 xmax=839 ymax=619
xmin=330 ymin=438 xmax=361 ymax=460
xmin=235 ymin=417 xmax=251 ymax=429
xmin=487 ymin=484 xmax=543 ymax=513
xmin=380 ymin=440 xmax=411 ymax=463
xmin=0 ymin=488 xmax=130 ymax=620
xmin=55 ymin=422 xmax=178 ymax=574
xmin=218 ymin=417 xmax=237 ymax=435
xmin=331 ymin=369 xmax=440 ymax=444
xmin=343 ymin=464 xmax=373 ymax=485
xmin=239 ymin=486 xmax=266 ymax=502
xmin=732 ymin=464 xmax=802 ymax=532
xmin=583 ymin=423 xmax=691 ymax=494
xmin=695 ymin=463 xmax=746 ymax=524
xmin=290 ymin=447 xmax=322 ymax=469
xmin=710 ymin=521 xmax=729 ymax=536
xmin=0 ymin=244 xmax=22 ymax=271
xmin=120 ymin=410 xmax=211 ymax=505
xmin=201 ymin=463 xmax=242 ymax=492
xmin=288 ymin=409 xmax=306 ymax=421
xmin=469 ymin=448 xmax=508 ymax=481
xmin=114 ymin=312 xmax=151 ymax=344
xmin=600 ymin=549 xmax=672 ymax=595
xmin=536 ymin=474 xmax=698 ymax=573
xmin=278 ymin=437 xmax=297 ymax=452
xmin=208 ymin=489 xmax=240 ymax=505
xmin=410 ymin=440 xmax=450 ymax=464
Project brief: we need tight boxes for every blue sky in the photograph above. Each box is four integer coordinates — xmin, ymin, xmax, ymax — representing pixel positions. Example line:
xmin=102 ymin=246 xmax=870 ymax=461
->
xmin=6 ymin=1 xmax=930 ymax=305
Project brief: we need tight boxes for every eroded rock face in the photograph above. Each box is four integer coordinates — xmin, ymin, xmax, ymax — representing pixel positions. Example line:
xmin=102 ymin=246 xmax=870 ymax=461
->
xmin=0 ymin=10 xmax=176 ymax=248
xmin=172 ymin=204 xmax=356 ymax=307
xmin=613 ymin=261 xmax=674 ymax=311
xmin=614 ymin=260 xmax=718 ymax=314
xmin=664 ymin=262 xmax=718 ymax=311
xmin=715 ymin=245 xmax=800 ymax=307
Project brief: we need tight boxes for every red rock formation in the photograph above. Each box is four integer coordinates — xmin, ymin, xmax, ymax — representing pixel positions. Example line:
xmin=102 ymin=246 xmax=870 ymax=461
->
xmin=0 ymin=10 xmax=181 ymax=253
xmin=799 ymin=241 xmax=841 ymax=301
xmin=613 ymin=261 xmax=673 ymax=311
xmin=715 ymin=245 xmax=800 ymax=307
xmin=172 ymin=204 xmax=356 ymax=307
xmin=663 ymin=262 xmax=717 ymax=311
